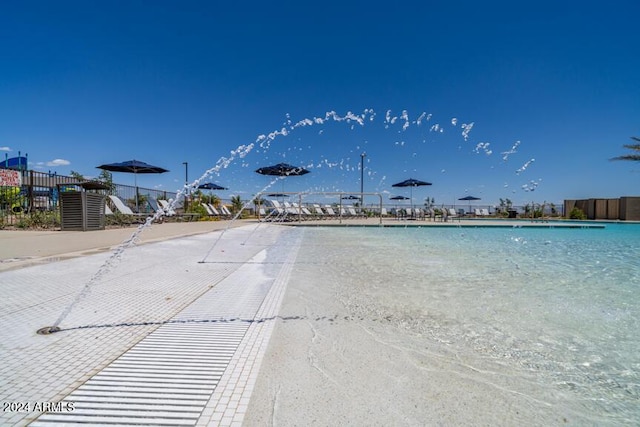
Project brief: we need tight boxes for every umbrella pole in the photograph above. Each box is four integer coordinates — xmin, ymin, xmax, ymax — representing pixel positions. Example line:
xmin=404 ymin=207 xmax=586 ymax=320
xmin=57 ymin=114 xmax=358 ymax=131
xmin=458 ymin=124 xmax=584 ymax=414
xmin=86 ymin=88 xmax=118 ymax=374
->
xmin=411 ymin=186 xmax=414 ymax=218
xmin=135 ymin=173 xmax=139 ymax=212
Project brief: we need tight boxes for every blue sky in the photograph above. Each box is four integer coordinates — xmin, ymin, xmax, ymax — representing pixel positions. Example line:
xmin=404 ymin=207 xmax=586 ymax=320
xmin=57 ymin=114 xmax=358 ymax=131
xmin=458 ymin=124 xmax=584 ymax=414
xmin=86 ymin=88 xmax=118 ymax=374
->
xmin=1 ymin=1 xmax=639 ymax=207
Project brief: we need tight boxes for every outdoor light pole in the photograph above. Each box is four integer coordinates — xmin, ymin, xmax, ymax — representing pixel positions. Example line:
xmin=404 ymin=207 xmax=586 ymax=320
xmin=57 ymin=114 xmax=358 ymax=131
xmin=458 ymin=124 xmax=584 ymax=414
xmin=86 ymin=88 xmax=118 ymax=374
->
xmin=360 ymin=152 xmax=366 ymax=212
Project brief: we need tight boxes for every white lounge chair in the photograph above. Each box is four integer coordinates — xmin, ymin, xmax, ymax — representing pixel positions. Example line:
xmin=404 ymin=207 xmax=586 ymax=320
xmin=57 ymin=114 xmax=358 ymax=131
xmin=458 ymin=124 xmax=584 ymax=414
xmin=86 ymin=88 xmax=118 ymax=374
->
xmin=156 ymin=199 xmax=175 ymax=216
xmin=447 ymin=208 xmax=460 ymax=222
xmin=108 ymin=195 xmax=138 ymax=215
xmin=202 ymin=203 xmax=215 ymax=216
xmin=207 ymin=204 xmax=221 ymax=216
xmin=220 ymin=205 xmax=233 ymax=217
xmin=324 ymin=206 xmax=337 ymax=217
xmin=107 ymin=195 xmax=146 ymax=222
xmin=481 ymin=208 xmax=490 ymax=216
xmin=269 ymin=200 xmax=287 ymax=220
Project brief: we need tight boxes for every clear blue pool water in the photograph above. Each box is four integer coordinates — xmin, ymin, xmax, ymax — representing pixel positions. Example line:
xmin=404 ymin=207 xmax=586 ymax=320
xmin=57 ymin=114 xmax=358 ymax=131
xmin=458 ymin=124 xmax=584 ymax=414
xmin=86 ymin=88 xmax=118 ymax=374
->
xmin=297 ymin=223 xmax=640 ymax=425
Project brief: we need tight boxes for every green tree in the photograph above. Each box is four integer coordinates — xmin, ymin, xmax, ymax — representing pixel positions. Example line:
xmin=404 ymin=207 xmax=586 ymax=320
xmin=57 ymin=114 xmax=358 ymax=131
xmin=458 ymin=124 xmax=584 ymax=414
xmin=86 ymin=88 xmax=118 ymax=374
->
xmin=610 ymin=136 xmax=640 ymax=162
xmin=97 ymin=170 xmax=116 ymax=194
xmin=70 ymin=170 xmax=85 ymax=181
xmin=230 ymin=195 xmax=243 ymax=214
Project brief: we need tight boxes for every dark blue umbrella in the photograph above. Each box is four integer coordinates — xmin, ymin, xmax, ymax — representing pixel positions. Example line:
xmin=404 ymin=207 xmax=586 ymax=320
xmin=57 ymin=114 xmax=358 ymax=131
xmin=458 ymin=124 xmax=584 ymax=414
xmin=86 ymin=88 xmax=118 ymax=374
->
xmin=97 ymin=159 xmax=169 ymax=211
xmin=256 ymin=163 xmax=310 ymax=194
xmin=198 ymin=182 xmax=228 ymax=191
xmin=392 ymin=178 xmax=432 ymax=208
xmin=255 ymin=163 xmax=310 ymax=177
xmin=458 ymin=195 xmax=481 ymax=212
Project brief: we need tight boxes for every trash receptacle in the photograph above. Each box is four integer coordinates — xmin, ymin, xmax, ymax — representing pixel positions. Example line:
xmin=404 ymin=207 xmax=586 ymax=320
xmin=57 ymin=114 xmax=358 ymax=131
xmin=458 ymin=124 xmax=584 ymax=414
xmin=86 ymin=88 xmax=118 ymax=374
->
xmin=59 ymin=182 xmax=109 ymax=231
xmin=508 ymin=209 xmax=517 ymax=219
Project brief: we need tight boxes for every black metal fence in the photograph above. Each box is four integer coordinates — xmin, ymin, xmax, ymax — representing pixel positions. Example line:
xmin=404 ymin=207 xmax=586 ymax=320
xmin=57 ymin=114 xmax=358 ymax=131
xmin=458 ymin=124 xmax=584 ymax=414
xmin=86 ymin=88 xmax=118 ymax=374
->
xmin=1 ymin=167 xmax=567 ymax=228
xmin=0 ymin=168 xmax=178 ymax=227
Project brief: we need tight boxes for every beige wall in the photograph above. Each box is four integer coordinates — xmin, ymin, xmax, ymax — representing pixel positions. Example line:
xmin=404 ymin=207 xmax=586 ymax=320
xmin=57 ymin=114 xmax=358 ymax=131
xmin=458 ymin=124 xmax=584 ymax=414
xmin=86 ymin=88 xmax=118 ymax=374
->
xmin=565 ymin=197 xmax=638 ymax=220
xmin=620 ymin=197 xmax=640 ymax=221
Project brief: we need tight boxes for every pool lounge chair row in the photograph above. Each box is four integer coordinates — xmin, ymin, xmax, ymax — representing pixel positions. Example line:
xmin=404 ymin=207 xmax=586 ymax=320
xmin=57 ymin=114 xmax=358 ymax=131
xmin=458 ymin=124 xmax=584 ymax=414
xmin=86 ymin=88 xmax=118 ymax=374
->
xmin=105 ymin=195 xmax=199 ymax=221
xmin=201 ymin=203 xmax=234 ymax=218
xmin=391 ymin=207 xmax=463 ymax=222
xmin=259 ymin=200 xmax=367 ymax=222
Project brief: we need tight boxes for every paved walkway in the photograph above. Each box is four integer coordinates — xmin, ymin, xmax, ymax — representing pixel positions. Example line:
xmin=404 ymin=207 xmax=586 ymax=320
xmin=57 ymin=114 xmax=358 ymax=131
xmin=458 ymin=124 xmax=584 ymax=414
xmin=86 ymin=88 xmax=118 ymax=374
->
xmin=0 ymin=220 xmax=259 ymax=272
xmin=0 ymin=221 xmax=301 ymax=426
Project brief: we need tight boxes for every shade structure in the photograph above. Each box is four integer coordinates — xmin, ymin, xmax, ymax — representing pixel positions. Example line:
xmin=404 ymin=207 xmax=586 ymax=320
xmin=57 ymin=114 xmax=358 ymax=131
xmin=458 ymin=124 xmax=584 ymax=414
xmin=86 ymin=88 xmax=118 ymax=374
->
xmin=97 ymin=159 xmax=169 ymax=211
xmin=392 ymin=178 xmax=432 ymax=208
xmin=256 ymin=163 xmax=310 ymax=194
xmin=390 ymin=195 xmax=410 ymax=200
xmin=458 ymin=195 xmax=481 ymax=212
xmin=197 ymin=182 xmax=228 ymax=191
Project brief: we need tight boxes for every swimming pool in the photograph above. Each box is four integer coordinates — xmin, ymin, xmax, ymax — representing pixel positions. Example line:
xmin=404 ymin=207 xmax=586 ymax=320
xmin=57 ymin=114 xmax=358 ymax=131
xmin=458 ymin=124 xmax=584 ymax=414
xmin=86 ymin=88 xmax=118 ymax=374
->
xmin=293 ymin=223 xmax=640 ymax=425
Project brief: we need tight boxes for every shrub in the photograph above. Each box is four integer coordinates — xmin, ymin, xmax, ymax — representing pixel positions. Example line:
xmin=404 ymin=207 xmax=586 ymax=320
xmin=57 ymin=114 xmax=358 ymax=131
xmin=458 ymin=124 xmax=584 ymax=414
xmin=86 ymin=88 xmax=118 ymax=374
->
xmin=569 ymin=207 xmax=587 ymax=220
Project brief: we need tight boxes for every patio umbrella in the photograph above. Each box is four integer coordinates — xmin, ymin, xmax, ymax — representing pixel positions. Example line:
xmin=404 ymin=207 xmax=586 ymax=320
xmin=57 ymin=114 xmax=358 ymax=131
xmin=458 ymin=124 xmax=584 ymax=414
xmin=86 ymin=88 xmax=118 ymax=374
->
xmin=392 ymin=178 xmax=432 ymax=209
xmin=266 ymin=193 xmax=289 ymax=203
xmin=390 ymin=195 xmax=410 ymax=211
xmin=197 ymin=182 xmax=228 ymax=205
xmin=97 ymin=159 xmax=169 ymax=211
xmin=256 ymin=162 xmax=310 ymax=194
xmin=458 ymin=195 xmax=481 ymax=213
xmin=341 ymin=195 xmax=361 ymax=200
xmin=197 ymin=182 xmax=228 ymax=191
xmin=255 ymin=162 xmax=310 ymax=177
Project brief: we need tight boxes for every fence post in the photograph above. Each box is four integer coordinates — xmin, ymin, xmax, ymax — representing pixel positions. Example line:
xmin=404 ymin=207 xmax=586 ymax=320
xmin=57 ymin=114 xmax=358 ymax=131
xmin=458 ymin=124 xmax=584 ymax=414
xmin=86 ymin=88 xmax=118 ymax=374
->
xmin=28 ymin=170 xmax=34 ymax=213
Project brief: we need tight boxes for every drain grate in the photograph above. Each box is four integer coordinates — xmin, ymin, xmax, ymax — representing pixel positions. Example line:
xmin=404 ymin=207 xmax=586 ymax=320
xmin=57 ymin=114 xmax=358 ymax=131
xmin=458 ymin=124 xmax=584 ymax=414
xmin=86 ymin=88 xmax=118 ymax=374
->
xmin=33 ymin=323 xmax=248 ymax=426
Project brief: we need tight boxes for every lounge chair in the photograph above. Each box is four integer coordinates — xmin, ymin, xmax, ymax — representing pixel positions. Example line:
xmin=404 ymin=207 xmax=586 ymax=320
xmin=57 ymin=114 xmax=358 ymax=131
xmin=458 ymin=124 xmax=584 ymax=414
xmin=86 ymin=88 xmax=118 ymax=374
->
xmin=202 ymin=203 xmax=216 ymax=216
xmin=157 ymin=199 xmax=198 ymax=221
xmin=324 ymin=206 xmax=337 ymax=217
xmin=313 ymin=204 xmax=326 ymax=218
xmin=107 ymin=195 xmax=146 ymax=222
xmin=447 ymin=208 xmax=461 ymax=222
xmin=284 ymin=202 xmax=301 ymax=217
xmin=481 ymin=208 xmax=490 ymax=216
xmin=205 ymin=204 xmax=218 ymax=216
xmin=109 ymin=196 xmax=143 ymax=216
xmin=428 ymin=208 xmax=444 ymax=221
xmin=269 ymin=200 xmax=287 ymax=220
xmin=157 ymin=199 xmax=177 ymax=216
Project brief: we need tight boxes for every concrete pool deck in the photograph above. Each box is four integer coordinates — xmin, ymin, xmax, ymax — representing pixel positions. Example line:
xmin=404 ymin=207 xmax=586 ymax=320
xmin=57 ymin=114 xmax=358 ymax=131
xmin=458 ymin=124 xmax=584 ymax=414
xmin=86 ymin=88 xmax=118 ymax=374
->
xmin=0 ymin=221 xmax=299 ymax=426
xmin=0 ymin=217 xmax=606 ymax=426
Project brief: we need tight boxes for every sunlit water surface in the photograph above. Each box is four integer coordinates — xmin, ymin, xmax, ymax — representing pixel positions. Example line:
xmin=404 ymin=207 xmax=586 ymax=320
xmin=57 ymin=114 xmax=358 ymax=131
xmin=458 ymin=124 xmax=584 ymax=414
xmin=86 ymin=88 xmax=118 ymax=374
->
xmin=295 ymin=223 xmax=640 ymax=425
